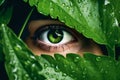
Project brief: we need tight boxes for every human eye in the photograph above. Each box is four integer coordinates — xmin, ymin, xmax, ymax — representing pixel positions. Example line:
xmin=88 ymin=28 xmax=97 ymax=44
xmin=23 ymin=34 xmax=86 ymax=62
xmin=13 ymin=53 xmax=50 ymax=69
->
xmin=32 ymin=24 xmax=78 ymax=52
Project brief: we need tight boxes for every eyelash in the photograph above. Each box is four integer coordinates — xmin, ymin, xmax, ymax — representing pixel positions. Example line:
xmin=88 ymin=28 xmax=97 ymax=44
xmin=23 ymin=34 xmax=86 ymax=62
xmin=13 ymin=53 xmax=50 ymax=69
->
xmin=32 ymin=24 xmax=78 ymax=52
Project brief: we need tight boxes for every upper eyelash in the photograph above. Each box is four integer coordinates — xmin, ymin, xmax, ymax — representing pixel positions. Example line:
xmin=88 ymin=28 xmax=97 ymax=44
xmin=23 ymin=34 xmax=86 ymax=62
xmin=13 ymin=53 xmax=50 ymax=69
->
xmin=32 ymin=24 xmax=72 ymax=39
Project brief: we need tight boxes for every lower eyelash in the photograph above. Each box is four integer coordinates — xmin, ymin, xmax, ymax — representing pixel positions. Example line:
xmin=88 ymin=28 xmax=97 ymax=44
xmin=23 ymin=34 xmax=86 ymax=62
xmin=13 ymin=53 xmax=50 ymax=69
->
xmin=36 ymin=40 xmax=65 ymax=52
xmin=36 ymin=39 xmax=78 ymax=52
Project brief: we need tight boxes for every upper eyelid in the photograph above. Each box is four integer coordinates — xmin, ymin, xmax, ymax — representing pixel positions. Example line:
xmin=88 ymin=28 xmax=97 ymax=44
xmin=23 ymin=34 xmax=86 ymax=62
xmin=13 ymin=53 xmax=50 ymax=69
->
xmin=31 ymin=24 xmax=78 ymax=44
xmin=35 ymin=24 xmax=67 ymax=30
xmin=28 ymin=20 xmax=64 ymax=35
xmin=33 ymin=24 xmax=70 ymax=36
xmin=31 ymin=24 xmax=66 ymax=39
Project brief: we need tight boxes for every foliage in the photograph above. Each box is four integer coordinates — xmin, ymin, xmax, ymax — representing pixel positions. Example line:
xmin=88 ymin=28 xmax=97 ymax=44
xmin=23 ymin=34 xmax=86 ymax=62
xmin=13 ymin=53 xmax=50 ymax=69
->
xmin=0 ymin=25 xmax=120 ymax=80
xmin=25 ymin=0 xmax=120 ymax=58
xmin=0 ymin=0 xmax=120 ymax=80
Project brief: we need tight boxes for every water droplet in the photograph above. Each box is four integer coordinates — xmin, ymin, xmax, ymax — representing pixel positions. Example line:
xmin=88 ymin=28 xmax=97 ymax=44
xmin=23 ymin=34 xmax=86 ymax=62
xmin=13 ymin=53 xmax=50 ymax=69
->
xmin=82 ymin=29 xmax=85 ymax=33
xmin=25 ymin=74 xmax=29 ymax=78
xmin=105 ymin=70 xmax=108 ymax=74
xmin=55 ymin=66 xmax=60 ymax=72
xmin=9 ymin=60 xmax=16 ymax=65
xmin=103 ymin=31 xmax=106 ymax=34
xmin=50 ymin=8 xmax=54 ymax=12
xmin=62 ymin=3 xmax=65 ymax=6
xmin=100 ymin=68 xmax=104 ymax=73
xmin=109 ymin=60 xmax=112 ymax=63
xmin=104 ymin=0 xmax=110 ymax=5
xmin=62 ymin=73 xmax=67 ymax=76
xmin=33 ymin=77 xmax=37 ymax=80
xmin=30 ymin=55 xmax=36 ymax=60
xmin=96 ymin=57 xmax=101 ymax=61
xmin=44 ymin=63 xmax=48 ymax=68
xmin=115 ymin=39 xmax=118 ymax=43
xmin=14 ymin=44 xmax=22 ymax=51
xmin=83 ymin=71 xmax=86 ymax=75
xmin=45 ymin=72 xmax=49 ymax=75
xmin=103 ymin=9 xmax=106 ymax=12
xmin=72 ymin=70 xmax=75 ymax=73
xmin=71 ymin=9 xmax=74 ymax=14
xmin=1 ymin=23 xmax=5 ymax=27
xmin=51 ymin=64 xmax=54 ymax=67
xmin=84 ymin=68 xmax=87 ymax=71
xmin=32 ymin=64 xmax=36 ymax=68
xmin=110 ymin=12 xmax=115 ymax=17
xmin=25 ymin=60 xmax=31 ymax=65
xmin=83 ymin=60 xmax=87 ymax=63
xmin=66 ymin=6 xmax=69 ymax=9
xmin=113 ymin=18 xmax=119 ymax=27
xmin=14 ymin=74 xmax=18 ymax=80
xmin=83 ymin=68 xmax=87 ymax=75
xmin=79 ymin=13 xmax=82 ymax=16
xmin=78 ymin=0 xmax=81 ymax=3
xmin=69 ymin=1 xmax=73 ymax=7
xmin=70 ymin=66 xmax=74 ymax=69
xmin=106 ymin=65 xmax=109 ymax=68
xmin=12 ymin=67 xmax=17 ymax=73
xmin=109 ymin=32 xmax=112 ymax=35
xmin=74 ymin=56 xmax=80 ymax=62
xmin=31 ymin=64 xmax=38 ymax=72
xmin=82 ymin=75 xmax=86 ymax=79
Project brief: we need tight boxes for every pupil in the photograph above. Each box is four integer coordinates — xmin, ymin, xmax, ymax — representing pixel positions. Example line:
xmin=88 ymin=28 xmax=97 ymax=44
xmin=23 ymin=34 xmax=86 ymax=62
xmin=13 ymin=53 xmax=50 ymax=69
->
xmin=47 ymin=29 xmax=63 ymax=43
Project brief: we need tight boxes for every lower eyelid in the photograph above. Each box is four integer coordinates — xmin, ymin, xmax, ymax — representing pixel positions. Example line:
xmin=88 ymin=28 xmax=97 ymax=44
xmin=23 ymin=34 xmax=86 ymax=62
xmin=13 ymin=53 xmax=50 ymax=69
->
xmin=36 ymin=39 xmax=79 ymax=52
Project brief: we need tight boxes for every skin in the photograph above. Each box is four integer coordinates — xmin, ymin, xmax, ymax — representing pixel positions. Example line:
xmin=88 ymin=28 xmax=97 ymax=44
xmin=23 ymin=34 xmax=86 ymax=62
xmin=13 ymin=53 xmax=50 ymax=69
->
xmin=25 ymin=20 xmax=102 ymax=56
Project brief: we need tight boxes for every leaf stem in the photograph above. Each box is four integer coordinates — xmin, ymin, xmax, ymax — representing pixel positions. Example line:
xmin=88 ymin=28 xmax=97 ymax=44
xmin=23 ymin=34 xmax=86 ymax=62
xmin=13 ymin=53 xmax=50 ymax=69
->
xmin=18 ymin=8 xmax=34 ymax=38
xmin=106 ymin=45 xmax=115 ymax=59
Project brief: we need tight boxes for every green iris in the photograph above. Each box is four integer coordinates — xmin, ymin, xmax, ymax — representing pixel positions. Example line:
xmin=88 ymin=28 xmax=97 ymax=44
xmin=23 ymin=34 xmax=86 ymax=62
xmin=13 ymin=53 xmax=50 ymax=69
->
xmin=47 ymin=29 xmax=63 ymax=43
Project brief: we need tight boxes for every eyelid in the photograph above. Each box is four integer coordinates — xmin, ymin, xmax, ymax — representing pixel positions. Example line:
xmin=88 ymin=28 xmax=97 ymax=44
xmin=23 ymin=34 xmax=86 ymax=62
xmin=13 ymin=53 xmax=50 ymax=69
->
xmin=36 ymin=39 xmax=78 ymax=52
xmin=33 ymin=24 xmax=76 ymax=40
xmin=32 ymin=24 xmax=79 ymax=52
xmin=28 ymin=20 xmax=63 ymax=34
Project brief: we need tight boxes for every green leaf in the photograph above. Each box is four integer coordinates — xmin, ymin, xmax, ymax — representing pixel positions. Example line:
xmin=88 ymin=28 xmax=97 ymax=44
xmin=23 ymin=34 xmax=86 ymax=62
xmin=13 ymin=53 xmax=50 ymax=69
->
xmin=0 ymin=24 xmax=4 ymax=62
xmin=23 ymin=0 xmax=28 ymax=3
xmin=1 ymin=23 xmax=45 ymax=80
xmin=28 ymin=0 xmax=38 ymax=6
xmin=0 ymin=44 xmax=4 ymax=62
xmin=1 ymin=24 xmax=120 ymax=80
xmin=109 ymin=0 xmax=120 ymax=23
xmin=116 ymin=59 xmax=120 ymax=80
xmin=0 ymin=0 xmax=5 ymax=6
xmin=98 ymin=0 xmax=120 ymax=58
xmin=0 ymin=2 xmax=13 ymax=24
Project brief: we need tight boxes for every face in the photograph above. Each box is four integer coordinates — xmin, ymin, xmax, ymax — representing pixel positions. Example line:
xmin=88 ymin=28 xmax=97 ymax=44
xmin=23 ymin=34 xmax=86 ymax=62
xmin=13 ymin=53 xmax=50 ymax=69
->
xmin=25 ymin=20 xmax=102 ymax=56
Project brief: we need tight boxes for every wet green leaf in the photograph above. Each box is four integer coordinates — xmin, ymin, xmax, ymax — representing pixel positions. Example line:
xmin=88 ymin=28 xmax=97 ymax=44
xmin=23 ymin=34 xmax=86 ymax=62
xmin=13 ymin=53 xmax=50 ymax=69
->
xmin=1 ymin=0 xmax=120 ymax=80
xmin=1 ymin=24 xmax=44 ymax=80
xmin=0 ymin=0 xmax=5 ymax=6
xmin=0 ymin=24 xmax=4 ymax=62
xmin=0 ymin=2 xmax=13 ymax=24
xmin=0 ymin=44 xmax=4 ymax=62
xmin=1 ymin=24 xmax=120 ymax=80
xmin=28 ymin=0 xmax=38 ymax=6
xmin=23 ymin=0 xmax=28 ymax=3
xmin=98 ymin=0 xmax=120 ymax=58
